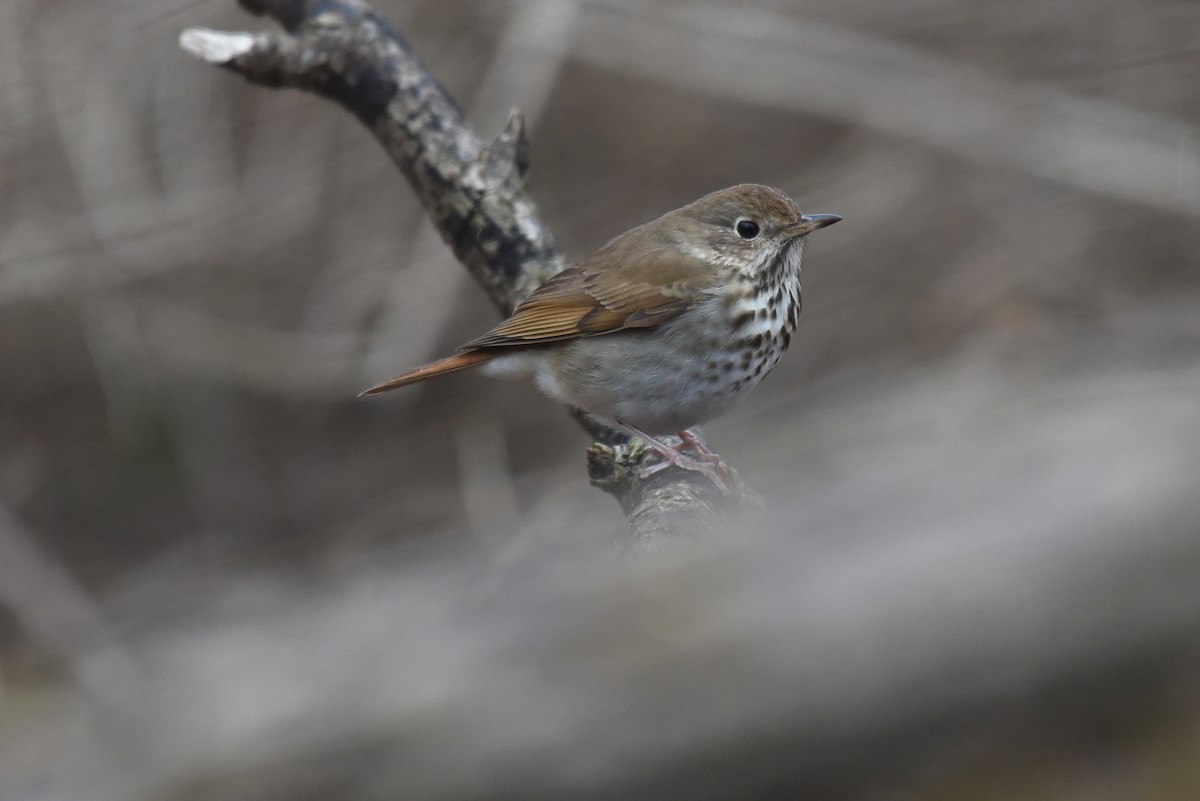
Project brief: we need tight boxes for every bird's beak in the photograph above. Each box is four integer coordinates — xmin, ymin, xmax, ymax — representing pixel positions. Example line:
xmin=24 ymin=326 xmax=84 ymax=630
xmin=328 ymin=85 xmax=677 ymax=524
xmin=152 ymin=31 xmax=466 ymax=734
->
xmin=787 ymin=213 xmax=842 ymax=237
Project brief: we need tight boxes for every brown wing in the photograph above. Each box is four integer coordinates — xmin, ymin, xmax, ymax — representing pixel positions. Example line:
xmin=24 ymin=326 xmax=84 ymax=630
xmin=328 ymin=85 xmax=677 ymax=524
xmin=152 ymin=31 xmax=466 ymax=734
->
xmin=359 ymin=222 xmax=720 ymax=397
xmin=464 ymin=241 xmax=718 ymax=349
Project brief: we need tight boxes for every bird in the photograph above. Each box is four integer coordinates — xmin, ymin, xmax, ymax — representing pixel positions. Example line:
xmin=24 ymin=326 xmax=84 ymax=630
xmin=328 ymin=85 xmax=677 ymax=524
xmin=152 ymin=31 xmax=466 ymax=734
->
xmin=361 ymin=184 xmax=840 ymax=489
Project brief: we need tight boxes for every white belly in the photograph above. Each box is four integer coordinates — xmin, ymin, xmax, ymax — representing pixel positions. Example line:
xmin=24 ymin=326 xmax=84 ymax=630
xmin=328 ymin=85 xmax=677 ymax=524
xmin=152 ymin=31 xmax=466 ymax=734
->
xmin=482 ymin=309 xmax=788 ymax=435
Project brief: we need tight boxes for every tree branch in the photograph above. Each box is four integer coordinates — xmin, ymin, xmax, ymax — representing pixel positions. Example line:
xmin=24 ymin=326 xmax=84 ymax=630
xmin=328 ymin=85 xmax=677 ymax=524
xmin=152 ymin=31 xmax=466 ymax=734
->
xmin=180 ymin=0 xmax=749 ymax=540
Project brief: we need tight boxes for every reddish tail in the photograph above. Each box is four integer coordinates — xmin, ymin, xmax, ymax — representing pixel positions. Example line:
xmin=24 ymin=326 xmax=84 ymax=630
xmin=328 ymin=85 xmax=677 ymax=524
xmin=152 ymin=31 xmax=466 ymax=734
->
xmin=359 ymin=349 xmax=496 ymax=397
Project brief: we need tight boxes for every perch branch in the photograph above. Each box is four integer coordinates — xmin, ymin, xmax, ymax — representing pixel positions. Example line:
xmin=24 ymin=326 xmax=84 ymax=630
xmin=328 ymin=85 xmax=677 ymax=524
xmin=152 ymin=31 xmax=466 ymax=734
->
xmin=180 ymin=0 xmax=749 ymax=540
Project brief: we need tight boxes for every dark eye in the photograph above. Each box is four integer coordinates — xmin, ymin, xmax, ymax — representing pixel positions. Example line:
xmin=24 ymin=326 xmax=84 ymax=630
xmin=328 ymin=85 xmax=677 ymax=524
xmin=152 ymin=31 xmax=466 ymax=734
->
xmin=735 ymin=219 xmax=760 ymax=239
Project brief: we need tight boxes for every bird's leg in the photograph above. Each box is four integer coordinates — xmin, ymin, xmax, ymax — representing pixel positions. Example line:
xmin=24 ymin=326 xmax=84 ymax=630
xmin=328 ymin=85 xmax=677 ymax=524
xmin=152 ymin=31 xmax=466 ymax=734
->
xmin=612 ymin=419 xmax=734 ymax=493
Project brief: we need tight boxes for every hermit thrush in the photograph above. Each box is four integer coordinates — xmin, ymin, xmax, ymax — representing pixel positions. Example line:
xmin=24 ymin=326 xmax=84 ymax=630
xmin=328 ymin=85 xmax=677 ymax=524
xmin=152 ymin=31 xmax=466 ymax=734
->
xmin=362 ymin=184 xmax=839 ymax=489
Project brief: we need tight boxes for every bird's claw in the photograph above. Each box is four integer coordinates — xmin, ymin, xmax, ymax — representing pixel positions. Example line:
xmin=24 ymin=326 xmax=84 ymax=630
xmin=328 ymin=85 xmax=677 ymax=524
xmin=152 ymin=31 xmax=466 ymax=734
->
xmin=609 ymin=420 xmax=737 ymax=493
xmin=676 ymin=429 xmax=723 ymax=464
xmin=637 ymin=445 xmax=736 ymax=494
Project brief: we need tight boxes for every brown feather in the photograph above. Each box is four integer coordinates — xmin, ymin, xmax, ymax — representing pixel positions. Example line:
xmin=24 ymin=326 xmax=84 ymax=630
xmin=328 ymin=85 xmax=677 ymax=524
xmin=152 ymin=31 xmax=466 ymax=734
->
xmin=362 ymin=207 xmax=725 ymax=396
xmin=463 ymin=241 xmax=719 ymax=349
xmin=358 ymin=350 xmax=499 ymax=396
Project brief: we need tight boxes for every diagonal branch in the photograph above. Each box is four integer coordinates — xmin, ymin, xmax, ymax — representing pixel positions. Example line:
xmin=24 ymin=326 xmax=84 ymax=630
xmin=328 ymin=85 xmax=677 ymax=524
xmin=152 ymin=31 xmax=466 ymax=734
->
xmin=180 ymin=0 xmax=748 ymax=541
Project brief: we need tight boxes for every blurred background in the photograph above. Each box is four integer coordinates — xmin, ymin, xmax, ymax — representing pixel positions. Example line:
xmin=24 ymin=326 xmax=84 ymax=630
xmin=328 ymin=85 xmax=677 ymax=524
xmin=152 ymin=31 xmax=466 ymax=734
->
xmin=2 ymin=0 xmax=1200 ymax=798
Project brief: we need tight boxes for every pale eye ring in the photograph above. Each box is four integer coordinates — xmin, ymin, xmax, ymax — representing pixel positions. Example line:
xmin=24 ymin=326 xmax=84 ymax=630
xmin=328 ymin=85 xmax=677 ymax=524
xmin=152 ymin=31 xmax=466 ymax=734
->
xmin=735 ymin=218 xmax=761 ymax=239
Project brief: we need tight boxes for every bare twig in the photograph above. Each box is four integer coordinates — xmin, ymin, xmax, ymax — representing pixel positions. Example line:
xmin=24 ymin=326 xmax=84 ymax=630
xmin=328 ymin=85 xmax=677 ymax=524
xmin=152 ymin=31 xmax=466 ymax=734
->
xmin=180 ymin=0 xmax=748 ymax=539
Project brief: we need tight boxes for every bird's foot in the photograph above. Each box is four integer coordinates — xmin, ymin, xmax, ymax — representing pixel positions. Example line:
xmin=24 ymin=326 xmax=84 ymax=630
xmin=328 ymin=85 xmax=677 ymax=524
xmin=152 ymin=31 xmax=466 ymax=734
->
xmin=676 ymin=429 xmax=722 ymax=464
xmin=608 ymin=419 xmax=735 ymax=492
xmin=637 ymin=447 xmax=735 ymax=493
xmin=616 ymin=426 xmax=732 ymax=493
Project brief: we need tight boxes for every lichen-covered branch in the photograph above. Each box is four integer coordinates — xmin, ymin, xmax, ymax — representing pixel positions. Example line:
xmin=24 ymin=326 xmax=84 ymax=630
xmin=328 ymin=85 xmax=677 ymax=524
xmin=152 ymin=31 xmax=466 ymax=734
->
xmin=180 ymin=0 xmax=748 ymax=539
xmin=182 ymin=0 xmax=558 ymax=310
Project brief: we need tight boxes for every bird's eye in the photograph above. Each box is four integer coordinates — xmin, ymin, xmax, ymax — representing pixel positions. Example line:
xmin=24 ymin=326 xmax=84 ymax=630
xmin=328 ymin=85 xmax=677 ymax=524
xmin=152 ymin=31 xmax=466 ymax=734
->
xmin=735 ymin=219 xmax=760 ymax=239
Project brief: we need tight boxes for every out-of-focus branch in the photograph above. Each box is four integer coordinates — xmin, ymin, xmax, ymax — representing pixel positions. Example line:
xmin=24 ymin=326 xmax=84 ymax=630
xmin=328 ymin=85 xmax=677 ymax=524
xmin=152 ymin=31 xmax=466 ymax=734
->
xmin=0 ymin=499 xmax=135 ymax=704
xmin=179 ymin=0 xmax=748 ymax=539
xmin=575 ymin=0 xmax=1200 ymax=218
